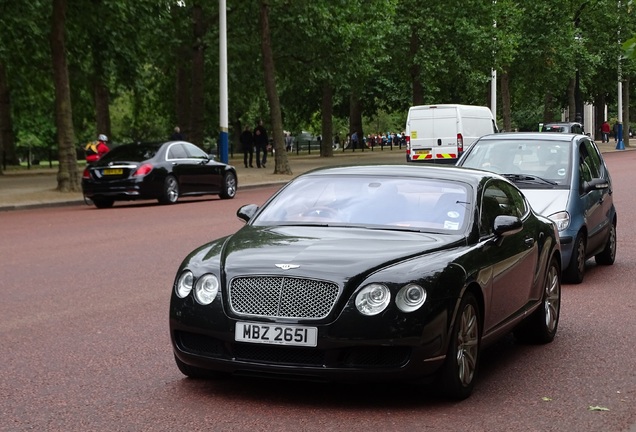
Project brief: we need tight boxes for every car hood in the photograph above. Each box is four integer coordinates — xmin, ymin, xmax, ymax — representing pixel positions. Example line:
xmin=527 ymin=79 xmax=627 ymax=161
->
xmin=520 ymin=189 xmax=569 ymax=217
xmin=217 ymin=225 xmax=465 ymax=281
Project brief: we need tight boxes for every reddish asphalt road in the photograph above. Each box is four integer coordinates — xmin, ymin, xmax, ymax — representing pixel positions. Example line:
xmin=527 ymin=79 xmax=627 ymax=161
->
xmin=1 ymin=154 xmax=635 ymax=432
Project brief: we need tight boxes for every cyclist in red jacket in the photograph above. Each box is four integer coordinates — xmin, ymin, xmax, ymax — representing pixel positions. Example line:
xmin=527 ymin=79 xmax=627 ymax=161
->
xmin=85 ymin=134 xmax=110 ymax=163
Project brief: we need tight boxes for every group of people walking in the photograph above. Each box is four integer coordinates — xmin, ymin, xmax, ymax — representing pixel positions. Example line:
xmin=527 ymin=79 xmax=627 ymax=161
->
xmin=240 ymin=119 xmax=269 ymax=168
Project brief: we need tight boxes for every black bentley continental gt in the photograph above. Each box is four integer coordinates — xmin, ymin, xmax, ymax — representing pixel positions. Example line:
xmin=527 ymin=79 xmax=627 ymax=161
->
xmin=82 ymin=141 xmax=237 ymax=208
xmin=169 ymin=164 xmax=561 ymax=400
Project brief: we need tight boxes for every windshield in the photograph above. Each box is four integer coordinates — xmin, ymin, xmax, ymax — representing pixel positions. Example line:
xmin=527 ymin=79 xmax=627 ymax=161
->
xmin=98 ymin=143 xmax=161 ymax=162
xmin=253 ymin=176 xmax=471 ymax=232
xmin=461 ymin=139 xmax=572 ymax=187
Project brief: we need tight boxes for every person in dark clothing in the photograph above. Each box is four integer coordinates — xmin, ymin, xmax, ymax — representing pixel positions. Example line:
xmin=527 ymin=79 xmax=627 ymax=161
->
xmin=240 ymin=125 xmax=254 ymax=168
xmin=170 ymin=126 xmax=184 ymax=140
xmin=253 ymin=119 xmax=268 ymax=168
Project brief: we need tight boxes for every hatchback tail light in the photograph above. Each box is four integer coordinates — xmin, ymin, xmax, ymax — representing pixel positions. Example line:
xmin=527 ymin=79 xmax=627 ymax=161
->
xmin=133 ymin=163 xmax=153 ymax=177
xmin=457 ymin=133 xmax=464 ymax=153
xmin=82 ymin=168 xmax=90 ymax=179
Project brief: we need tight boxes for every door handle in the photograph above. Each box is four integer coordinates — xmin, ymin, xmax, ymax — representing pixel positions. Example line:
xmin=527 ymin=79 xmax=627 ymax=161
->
xmin=524 ymin=237 xmax=535 ymax=247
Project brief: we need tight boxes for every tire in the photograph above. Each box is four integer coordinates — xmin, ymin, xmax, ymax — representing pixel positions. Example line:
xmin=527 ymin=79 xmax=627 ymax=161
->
xmin=174 ymin=355 xmax=213 ymax=379
xmin=92 ymin=197 xmax=114 ymax=209
xmin=564 ymin=233 xmax=585 ymax=284
xmin=514 ymin=257 xmax=561 ymax=344
xmin=158 ymin=175 xmax=179 ymax=204
xmin=439 ymin=291 xmax=481 ymax=400
xmin=174 ymin=354 xmax=226 ymax=380
xmin=219 ymin=172 xmax=237 ymax=199
xmin=595 ymin=221 xmax=616 ymax=265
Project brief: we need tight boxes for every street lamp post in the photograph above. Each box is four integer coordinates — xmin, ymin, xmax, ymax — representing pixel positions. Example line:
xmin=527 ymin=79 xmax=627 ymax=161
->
xmin=219 ymin=0 xmax=229 ymax=163
xmin=617 ymin=0 xmax=625 ymax=149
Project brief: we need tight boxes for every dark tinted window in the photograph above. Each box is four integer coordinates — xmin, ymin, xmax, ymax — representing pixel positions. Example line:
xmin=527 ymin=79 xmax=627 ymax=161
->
xmin=97 ymin=144 xmax=160 ymax=162
xmin=168 ymin=143 xmax=188 ymax=159
xmin=183 ymin=143 xmax=208 ymax=159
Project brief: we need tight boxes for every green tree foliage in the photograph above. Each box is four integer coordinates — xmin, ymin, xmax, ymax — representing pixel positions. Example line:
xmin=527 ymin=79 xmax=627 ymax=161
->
xmin=1 ymin=0 xmax=636 ymax=181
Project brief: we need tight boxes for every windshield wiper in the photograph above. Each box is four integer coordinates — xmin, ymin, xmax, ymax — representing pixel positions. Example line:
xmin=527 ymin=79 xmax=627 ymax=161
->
xmin=503 ymin=174 xmax=557 ymax=186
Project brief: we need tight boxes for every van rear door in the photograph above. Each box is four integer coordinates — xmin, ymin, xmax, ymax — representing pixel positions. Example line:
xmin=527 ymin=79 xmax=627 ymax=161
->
xmin=407 ymin=105 xmax=459 ymax=163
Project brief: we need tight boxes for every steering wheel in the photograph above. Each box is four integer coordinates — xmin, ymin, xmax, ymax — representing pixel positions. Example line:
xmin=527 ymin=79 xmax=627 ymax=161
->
xmin=301 ymin=206 xmax=338 ymax=218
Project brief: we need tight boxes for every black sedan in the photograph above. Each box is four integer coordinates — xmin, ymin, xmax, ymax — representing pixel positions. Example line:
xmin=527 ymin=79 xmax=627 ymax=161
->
xmin=82 ymin=141 xmax=237 ymax=208
xmin=169 ymin=165 xmax=561 ymax=400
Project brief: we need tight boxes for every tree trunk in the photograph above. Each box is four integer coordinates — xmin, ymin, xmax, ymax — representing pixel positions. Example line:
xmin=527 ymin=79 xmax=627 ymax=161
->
xmin=567 ymin=77 xmax=576 ymax=121
xmin=501 ymin=69 xmax=512 ymax=132
xmin=0 ymin=62 xmax=19 ymax=173
xmin=175 ymin=47 xmax=190 ymax=138
xmin=190 ymin=4 xmax=205 ymax=149
xmin=409 ymin=28 xmax=423 ymax=106
xmin=594 ymin=94 xmax=606 ymax=141
xmin=259 ymin=0 xmax=290 ymax=174
xmin=51 ymin=0 xmax=80 ymax=192
xmin=320 ymin=82 xmax=333 ymax=157
xmin=543 ymin=92 xmax=554 ymax=123
xmin=91 ymin=38 xmax=111 ymax=139
xmin=172 ymin=7 xmax=190 ymax=138
xmin=349 ymin=92 xmax=363 ymax=149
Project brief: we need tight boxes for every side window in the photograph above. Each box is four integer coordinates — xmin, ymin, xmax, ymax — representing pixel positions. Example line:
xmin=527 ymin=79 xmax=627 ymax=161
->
xmin=583 ymin=140 xmax=603 ymax=176
xmin=184 ymin=143 xmax=208 ymax=160
xmin=579 ymin=142 xmax=599 ymax=192
xmin=168 ymin=143 xmax=188 ymax=159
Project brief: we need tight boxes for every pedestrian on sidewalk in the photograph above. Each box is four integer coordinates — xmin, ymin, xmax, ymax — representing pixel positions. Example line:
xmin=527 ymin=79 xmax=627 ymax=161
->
xmin=253 ymin=119 xmax=268 ymax=168
xmin=240 ymin=125 xmax=254 ymax=168
xmin=601 ymin=120 xmax=610 ymax=143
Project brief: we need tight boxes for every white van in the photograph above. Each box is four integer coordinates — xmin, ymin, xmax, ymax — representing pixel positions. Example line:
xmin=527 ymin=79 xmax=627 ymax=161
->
xmin=405 ymin=104 xmax=497 ymax=163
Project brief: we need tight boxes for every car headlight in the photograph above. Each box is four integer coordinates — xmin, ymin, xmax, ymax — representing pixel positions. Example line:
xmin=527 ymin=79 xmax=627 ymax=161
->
xmin=548 ymin=211 xmax=570 ymax=231
xmin=355 ymin=283 xmax=391 ymax=316
xmin=396 ymin=284 xmax=427 ymax=312
xmin=175 ymin=270 xmax=193 ymax=298
xmin=194 ymin=273 xmax=220 ymax=305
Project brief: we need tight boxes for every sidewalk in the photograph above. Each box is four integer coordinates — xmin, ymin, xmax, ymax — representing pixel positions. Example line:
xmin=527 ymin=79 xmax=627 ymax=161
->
xmin=0 ymin=141 xmax=628 ymax=212
xmin=0 ymin=147 xmax=407 ymax=211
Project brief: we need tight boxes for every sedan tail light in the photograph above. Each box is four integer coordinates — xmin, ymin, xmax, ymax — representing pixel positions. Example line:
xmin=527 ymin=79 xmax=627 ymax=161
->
xmin=133 ymin=163 xmax=153 ymax=177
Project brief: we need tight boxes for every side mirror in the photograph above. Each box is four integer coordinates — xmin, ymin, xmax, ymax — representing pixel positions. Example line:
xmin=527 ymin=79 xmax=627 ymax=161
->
xmin=237 ymin=204 xmax=259 ymax=223
xmin=492 ymin=215 xmax=523 ymax=237
xmin=583 ymin=178 xmax=609 ymax=193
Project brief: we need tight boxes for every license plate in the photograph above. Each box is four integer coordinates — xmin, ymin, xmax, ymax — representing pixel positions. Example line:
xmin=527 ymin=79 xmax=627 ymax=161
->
xmin=415 ymin=149 xmax=431 ymax=155
xmin=103 ymin=168 xmax=123 ymax=175
xmin=235 ymin=322 xmax=318 ymax=347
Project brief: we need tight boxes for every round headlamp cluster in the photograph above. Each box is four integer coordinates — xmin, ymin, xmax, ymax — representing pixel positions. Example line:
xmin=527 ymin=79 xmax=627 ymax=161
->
xmin=355 ymin=283 xmax=427 ymax=316
xmin=175 ymin=271 xmax=219 ymax=305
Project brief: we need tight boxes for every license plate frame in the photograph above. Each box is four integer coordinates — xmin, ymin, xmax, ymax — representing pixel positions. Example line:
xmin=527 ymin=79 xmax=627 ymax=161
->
xmin=103 ymin=168 xmax=123 ymax=175
xmin=235 ymin=322 xmax=318 ymax=347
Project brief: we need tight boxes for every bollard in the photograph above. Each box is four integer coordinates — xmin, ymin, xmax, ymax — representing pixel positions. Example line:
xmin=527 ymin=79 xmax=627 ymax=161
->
xmin=617 ymin=123 xmax=625 ymax=150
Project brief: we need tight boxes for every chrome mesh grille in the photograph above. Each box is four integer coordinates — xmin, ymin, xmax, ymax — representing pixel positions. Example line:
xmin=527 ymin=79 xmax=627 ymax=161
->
xmin=229 ymin=276 xmax=339 ymax=319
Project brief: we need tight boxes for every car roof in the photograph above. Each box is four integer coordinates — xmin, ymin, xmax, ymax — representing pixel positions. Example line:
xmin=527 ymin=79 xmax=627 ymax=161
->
xmin=477 ymin=132 xmax=582 ymax=143
xmin=301 ymin=164 xmax=495 ymax=187
xmin=543 ymin=122 xmax=582 ymax=126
